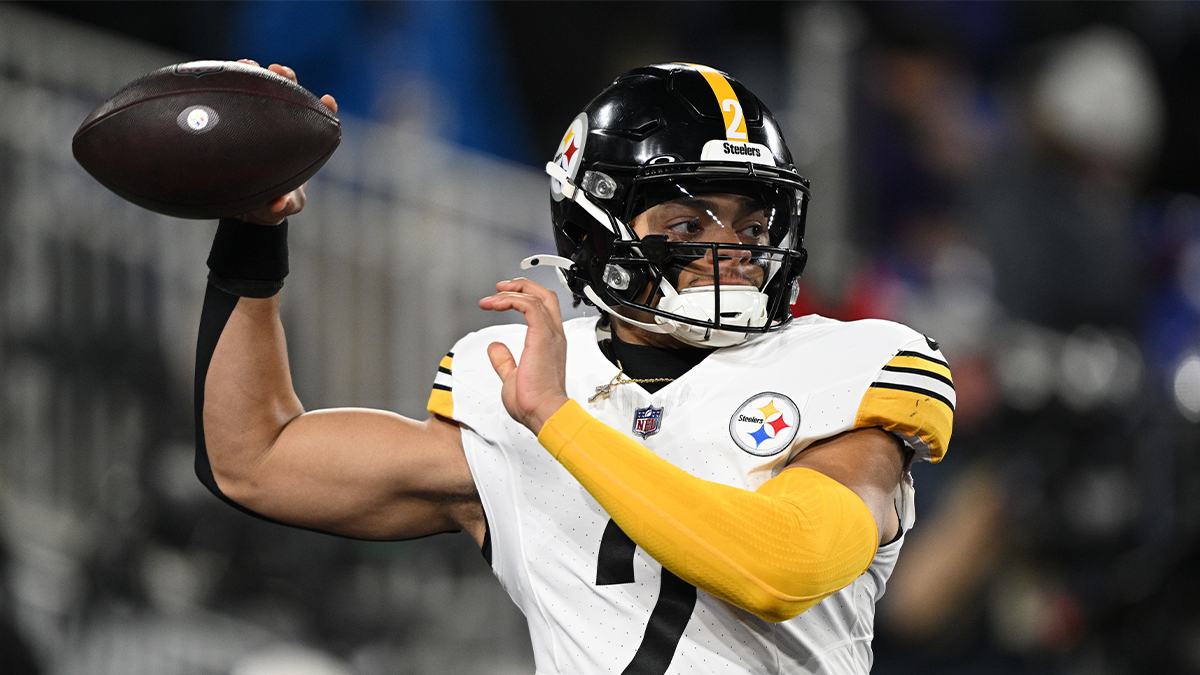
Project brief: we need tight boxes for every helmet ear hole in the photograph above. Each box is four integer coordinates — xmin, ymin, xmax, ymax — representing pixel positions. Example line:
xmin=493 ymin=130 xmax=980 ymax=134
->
xmin=560 ymin=220 xmax=587 ymax=248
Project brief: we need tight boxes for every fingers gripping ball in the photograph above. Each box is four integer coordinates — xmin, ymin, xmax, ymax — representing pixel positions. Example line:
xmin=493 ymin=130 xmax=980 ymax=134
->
xmin=72 ymin=60 xmax=340 ymax=220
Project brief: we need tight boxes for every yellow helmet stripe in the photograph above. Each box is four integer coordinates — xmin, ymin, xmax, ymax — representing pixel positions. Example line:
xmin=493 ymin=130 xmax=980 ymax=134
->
xmin=679 ymin=63 xmax=748 ymax=142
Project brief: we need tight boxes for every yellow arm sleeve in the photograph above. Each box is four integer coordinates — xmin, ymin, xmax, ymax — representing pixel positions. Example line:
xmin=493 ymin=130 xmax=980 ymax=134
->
xmin=538 ymin=399 xmax=880 ymax=622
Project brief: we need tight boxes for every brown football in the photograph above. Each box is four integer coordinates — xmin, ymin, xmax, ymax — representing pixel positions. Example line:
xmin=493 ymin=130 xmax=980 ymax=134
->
xmin=72 ymin=60 xmax=341 ymax=220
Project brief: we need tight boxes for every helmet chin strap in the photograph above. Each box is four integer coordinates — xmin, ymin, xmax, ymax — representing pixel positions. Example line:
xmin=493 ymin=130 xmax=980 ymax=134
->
xmin=520 ymin=255 xmax=673 ymax=334
xmin=520 ymin=255 xmax=765 ymax=346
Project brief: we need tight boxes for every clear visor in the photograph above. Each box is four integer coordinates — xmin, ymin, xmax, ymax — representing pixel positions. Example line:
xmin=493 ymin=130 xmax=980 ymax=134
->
xmin=601 ymin=177 xmax=806 ymax=333
xmin=626 ymin=177 xmax=802 ymax=247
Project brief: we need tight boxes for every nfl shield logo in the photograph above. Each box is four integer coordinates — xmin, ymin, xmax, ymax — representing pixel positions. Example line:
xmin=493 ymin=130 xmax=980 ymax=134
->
xmin=173 ymin=61 xmax=228 ymax=77
xmin=633 ymin=405 xmax=663 ymax=438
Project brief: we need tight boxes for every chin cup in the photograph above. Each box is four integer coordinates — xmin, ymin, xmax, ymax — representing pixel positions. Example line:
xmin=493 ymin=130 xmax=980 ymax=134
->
xmin=656 ymin=286 xmax=770 ymax=347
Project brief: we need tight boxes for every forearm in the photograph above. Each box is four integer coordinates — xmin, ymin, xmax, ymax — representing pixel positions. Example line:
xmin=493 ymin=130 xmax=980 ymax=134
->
xmin=193 ymin=220 xmax=478 ymax=539
xmin=194 ymin=272 xmax=398 ymax=529
xmin=195 ymin=218 xmax=300 ymax=502
xmin=538 ymin=400 xmax=879 ymax=622
xmin=202 ymin=292 xmax=305 ymax=488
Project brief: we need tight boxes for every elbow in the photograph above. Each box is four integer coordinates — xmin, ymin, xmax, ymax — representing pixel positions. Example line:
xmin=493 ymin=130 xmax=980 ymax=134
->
xmin=195 ymin=436 xmax=262 ymax=508
xmin=196 ymin=454 xmax=236 ymax=500
xmin=738 ymin=574 xmax=857 ymax=623
xmin=757 ymin=604 xmax=804 ymax=624
xmin=208 ymin=463 xmax=248 ymax=501
xmin=209 ymin=456 xmax=271 ymax=509
xmin=201 ymin=460 xmax=277 ymax=517
xmin=750 ymin=525 xmax=880 ymax=622
xmin=195 ymin=435 xmax=227 ymax=499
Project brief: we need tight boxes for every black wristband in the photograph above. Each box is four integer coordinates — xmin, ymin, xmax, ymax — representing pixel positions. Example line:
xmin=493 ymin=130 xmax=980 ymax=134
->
xmin=206 ymin=218 xmax=289 ymax=298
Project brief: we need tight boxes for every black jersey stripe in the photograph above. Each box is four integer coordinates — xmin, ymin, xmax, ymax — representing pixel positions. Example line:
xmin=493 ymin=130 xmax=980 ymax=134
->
xmin=881 ymin=364 xmax=954 ymax=388
xmin=596 ymin=519 xmax=637 ymax=585
xmin=623 ymin=569 xmax=697 ymax=675
xmin=431 ymin=383 xmax=451 ymax=392
xmin=437 ymin=365 xmax=452 ymax=375
xmin=895 ymin=350 xmax=949 ymax=367
xmin=870 ymin=381 xmax=955 ymax=411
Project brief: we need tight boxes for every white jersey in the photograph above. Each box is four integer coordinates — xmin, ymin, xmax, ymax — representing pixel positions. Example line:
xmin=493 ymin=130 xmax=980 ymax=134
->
xmin=427 ymin=314 xmax=953 ymax=675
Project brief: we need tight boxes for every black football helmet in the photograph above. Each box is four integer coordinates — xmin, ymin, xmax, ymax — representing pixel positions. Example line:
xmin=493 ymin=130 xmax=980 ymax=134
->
xmin=527 ymin=63 xmax=810 ymax=347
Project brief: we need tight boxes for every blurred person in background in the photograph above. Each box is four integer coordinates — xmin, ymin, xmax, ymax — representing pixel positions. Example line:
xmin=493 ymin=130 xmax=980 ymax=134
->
xmin=851 ymin=17 xmax=1200 ymax=675
xmin=193 ymin=61 xmax=953 ymax=674
xmin=973 ymin=26 xmax=1161 ymax=331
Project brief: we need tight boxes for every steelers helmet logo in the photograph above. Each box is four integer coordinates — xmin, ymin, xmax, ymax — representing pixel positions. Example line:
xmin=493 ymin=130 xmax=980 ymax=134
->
xmin=550 ymin=113 xmax=587 ymax=201
xmin=729 ymin=392 xmax=800 ymax=456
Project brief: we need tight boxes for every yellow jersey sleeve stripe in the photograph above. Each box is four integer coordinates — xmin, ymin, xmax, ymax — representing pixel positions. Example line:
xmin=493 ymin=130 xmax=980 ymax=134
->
xmin=427 ymin=351 xmax=455 ymax=418
xmin=679 ymin=63 xmax=749 ymax=141
xmin=427 ymin=386 xmax=453 ymax=419
xmin=887 ymin=354 xmax=951 ymax=381
xmin=855 ymin=384 xmax=952 ymax=462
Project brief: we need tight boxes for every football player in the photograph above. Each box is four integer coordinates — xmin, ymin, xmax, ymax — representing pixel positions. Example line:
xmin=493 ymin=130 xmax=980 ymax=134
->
xmin=197 ymin=62 xmax=953 ymax=674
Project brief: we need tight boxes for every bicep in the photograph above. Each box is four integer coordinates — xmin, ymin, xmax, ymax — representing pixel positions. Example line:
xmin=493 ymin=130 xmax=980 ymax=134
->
xmin=784 ymin=428 xmax=906 ymax=544
xmin=217 ymin=409 xmax=483 ymax=542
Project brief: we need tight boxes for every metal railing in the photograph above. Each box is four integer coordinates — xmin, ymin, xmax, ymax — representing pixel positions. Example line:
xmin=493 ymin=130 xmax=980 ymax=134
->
xmin=0 ymin=4 xmax=547 ymax=672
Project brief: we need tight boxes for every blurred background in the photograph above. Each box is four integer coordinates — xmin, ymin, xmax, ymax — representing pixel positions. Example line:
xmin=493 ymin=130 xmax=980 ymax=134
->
xmin=1 ymin=2 xmax=1198 ymax=674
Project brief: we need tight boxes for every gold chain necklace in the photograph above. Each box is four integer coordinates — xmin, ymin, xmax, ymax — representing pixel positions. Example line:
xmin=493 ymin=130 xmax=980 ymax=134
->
xmin=589 ymin=360 xmax=675 ymax=402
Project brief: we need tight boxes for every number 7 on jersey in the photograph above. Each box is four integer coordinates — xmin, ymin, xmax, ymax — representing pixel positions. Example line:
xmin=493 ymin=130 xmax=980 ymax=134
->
xmin=596 ymin=519 xmax=698 ymax=675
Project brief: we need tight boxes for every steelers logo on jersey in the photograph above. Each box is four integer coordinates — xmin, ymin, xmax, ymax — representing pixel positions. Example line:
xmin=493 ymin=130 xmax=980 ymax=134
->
xmin=728 ymin=392 xmax=800 ymax=456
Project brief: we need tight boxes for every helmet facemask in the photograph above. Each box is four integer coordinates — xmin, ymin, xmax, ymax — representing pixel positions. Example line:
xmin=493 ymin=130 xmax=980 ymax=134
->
xmin=545 ymin=168 xmax=809 ymax=346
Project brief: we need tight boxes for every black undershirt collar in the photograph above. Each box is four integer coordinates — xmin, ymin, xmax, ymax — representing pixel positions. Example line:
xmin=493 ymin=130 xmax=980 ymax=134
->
xmin=597 ymin=332 xmax=713 ymax=394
